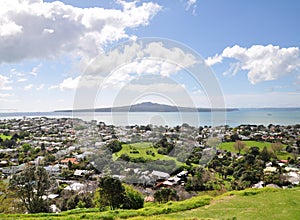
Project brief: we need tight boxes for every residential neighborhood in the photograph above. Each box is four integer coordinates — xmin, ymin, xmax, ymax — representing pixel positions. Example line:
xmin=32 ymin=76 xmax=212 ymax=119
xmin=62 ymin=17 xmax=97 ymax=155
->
xmin=0 ymin=117 xmax=300 ymax=213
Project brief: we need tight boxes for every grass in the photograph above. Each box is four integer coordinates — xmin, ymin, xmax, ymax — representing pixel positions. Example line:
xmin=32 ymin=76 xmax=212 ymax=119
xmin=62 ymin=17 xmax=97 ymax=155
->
xmin=0 ymin=194 xmax=212 ymax=219
xmin=113 ymin=142 xmax=182 ymax=165
xmin=0 ymin=133 xmax=12 ymax=140
xmin=128 ymin=187 xmax=300 ymax=220
xmin=1 ymin=187 xmax=299 ymax=219
xmin=218 ymin=141 xmax=290 ymax=159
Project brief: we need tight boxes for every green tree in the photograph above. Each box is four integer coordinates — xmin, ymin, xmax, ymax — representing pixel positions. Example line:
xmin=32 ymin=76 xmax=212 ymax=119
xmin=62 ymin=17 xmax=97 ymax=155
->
xmin=260 ymin=146 xmax=272 ymax=162
xmin=122 ymin=184 xmax=144 ymax=209
xmin=154 ymin=188 xmax=178 ymax=203
xmin=9 ymin=166 xmax=51 ymax=213
xmin=0 ymin=180 xmax=22 ymax=213
xmin=97 ymin=176 xmax=125 ymax=210
xmin=107 ymin=140 xmax=122 ymax=153
xmin=21 ymin=143 xmax=31 ymax=153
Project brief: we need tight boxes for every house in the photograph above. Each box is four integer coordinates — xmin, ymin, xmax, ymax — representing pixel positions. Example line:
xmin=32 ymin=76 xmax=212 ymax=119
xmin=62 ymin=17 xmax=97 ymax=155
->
xmin=74 ymin=169 xmax=90 ymax=177
xmin=177 ymin=170 xmax=188 ymax=178
xmin=44 ymin=164 xmax=63 ymax=176
xmin=0 ymin=160 xmax=8 ymax=167
xmin=151 ymin=170 xmax=170 ymax=180
xmin=263 ymin=167 xmax=277 ymax=173
xmin=64 ymin=182 xmax=85 ymax=191
xmin=252 ymin=181 xmax=264 ymax=189
xmin=144 ymin=196 xmax=154 ymax=202
xmin=283 ymin=172 xmax=300 ymax=185
xmin=60 ymin=157 xmax=79 ymax=165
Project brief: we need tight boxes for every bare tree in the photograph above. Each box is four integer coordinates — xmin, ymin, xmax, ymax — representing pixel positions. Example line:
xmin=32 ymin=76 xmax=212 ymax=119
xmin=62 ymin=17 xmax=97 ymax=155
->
xmin=271 ymin=142 xmax=283 ymax=156
xmin=233 ymin=140 xmax=246 ymax=154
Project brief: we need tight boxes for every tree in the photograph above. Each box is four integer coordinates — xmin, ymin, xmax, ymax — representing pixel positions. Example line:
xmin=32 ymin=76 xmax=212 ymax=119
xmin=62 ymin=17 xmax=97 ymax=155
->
xmin=154 ymin=136 xmax=175 ymax=155
xmin=230 ymin=133 xmax=240 ymax=142
xmin=233 ymin=140 xmax=246 ymax=154
xmin=0 ymin=180 xmax=22 ymax=213
xmin=260 ymin=146 xmax=272 ymax=162
xmin=154 ymin=188 xmax=178 ymax=203
xmin=271 ymin=142 xmax=283 ymax=156
xmin=107 ymin=140 xmax=122 ymax=153
xmin=97 ymin=176 xmax=125 ymax=210
xmin=9 ymin=166 xmax=51 ymax=213
xmin=21 ymin=143 xmax=31 ymax=153
xmin=122 ymin=184 xmax=144 ymax=209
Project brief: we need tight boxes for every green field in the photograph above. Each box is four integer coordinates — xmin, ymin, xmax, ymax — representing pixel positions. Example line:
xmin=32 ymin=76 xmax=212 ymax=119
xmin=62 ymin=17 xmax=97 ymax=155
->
xmin=129 ymin=187 xmax=300 ymax=220
xmin=1 ymin=187 xmax=299 ymax=219
xmin=218 ymin=141 xmax=290 ymax=159
xmin=113 ymin=142 xmax=182 ymax=165
xmin=0 ymin=134 xmax=12 ymax=141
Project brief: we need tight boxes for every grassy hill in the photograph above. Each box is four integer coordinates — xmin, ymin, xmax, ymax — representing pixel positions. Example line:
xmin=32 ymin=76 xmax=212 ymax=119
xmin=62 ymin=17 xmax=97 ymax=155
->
xmin=130 ymin=187 xmax=300 ymax=220
xmin=218 ymin=141 xmax=290 ymax=159
xmin=1 ymin=187 xmax=299 ymax=219
xmin=113 ymin=142 xmax=182 ymax=165
xmin=0 ymin=133 xmax=11 ymax=140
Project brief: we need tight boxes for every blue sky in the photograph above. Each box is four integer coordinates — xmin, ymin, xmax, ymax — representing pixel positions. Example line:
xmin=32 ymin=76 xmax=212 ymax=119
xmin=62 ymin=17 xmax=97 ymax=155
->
xmin=0 ymin=0 xmax=300 ymax=111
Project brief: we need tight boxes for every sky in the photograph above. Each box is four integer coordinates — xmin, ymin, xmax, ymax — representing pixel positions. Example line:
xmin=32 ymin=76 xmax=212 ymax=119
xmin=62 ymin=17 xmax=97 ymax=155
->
xmin=0 ymin=0 xmax=300 ymax=111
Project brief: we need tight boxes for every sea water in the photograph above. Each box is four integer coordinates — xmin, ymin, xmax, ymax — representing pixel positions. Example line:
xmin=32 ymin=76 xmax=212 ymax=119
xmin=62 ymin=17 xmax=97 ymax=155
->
xmin=1 ymin=108 xmax=300 ymax=127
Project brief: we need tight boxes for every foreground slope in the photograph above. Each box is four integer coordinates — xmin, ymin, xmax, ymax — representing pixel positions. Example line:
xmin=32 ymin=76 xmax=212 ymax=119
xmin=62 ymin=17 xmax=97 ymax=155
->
xmin=130 ymin=188 xmax=300 ymax=220
xmin=1 ymin=187 xmax=299 ymax=219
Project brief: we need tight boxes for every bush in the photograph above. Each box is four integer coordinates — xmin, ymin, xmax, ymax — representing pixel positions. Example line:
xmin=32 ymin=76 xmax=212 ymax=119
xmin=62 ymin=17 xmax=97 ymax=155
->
xmin=107 ymin=140 xmax=122 ymax=153
xmin=122 ymin=184 xmax=144 ymax=209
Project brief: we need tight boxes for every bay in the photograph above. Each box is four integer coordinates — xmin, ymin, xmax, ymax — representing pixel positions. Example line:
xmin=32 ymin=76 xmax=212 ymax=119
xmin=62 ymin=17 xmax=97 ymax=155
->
xmin=1 ymin=108 xmax=300 ymax=127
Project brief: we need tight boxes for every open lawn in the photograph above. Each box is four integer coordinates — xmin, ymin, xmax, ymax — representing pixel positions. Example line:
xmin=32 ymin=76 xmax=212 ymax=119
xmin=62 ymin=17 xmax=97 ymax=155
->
xmin=219 ymin=141 xmax=290 ymax=159
xmin=129 ymin=187 xmax=300 ymax=220
xmin=1 ymin=187 xmax=299 ymax=219
xmin=113 ymin=142 xmax=182 ymax=165
xmin=0 ymin=133 xmax=12 ymax=140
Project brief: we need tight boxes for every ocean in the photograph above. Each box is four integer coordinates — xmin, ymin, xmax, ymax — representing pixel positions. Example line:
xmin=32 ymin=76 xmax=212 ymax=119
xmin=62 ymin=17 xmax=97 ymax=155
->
xmin=1 ymin=108 xmax=300 ymax=127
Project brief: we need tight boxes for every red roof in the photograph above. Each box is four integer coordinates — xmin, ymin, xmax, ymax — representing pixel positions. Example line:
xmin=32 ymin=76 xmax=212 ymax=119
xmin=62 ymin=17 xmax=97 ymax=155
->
xmin=61 ymin=157 xmax=79 ymax=164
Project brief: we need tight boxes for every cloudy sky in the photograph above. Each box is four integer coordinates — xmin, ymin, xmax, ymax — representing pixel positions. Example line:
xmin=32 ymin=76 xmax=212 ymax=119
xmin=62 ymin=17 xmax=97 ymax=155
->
xmin=1 ymin=0 xmax=300 ymax=111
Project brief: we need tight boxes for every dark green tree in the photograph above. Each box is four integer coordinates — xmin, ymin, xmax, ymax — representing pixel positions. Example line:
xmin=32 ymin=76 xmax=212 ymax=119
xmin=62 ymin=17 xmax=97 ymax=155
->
xmin=107 ymin=140 xmax=122 ymax=153
xmin=154 ymin=188 xmax=178 ymax=203
xmin=122 ymin=184 xmax=144 ymax=209
xmin=260 ymin=146 xmax=271 ymax=162
xmin=9 ymin=166 xmax=51 ymax=213
xmin=98 ymin=176 xmax=125 ymax=210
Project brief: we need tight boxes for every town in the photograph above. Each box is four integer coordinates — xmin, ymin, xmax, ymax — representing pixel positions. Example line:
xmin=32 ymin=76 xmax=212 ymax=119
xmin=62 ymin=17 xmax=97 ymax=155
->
xmin=0 ymin=117 xmax=299 ymax=213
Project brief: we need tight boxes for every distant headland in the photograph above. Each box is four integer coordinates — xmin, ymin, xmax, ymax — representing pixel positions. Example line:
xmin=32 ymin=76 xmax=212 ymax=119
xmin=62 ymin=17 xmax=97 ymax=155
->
xmin=55 ymin=102 xmax=239 ymax=113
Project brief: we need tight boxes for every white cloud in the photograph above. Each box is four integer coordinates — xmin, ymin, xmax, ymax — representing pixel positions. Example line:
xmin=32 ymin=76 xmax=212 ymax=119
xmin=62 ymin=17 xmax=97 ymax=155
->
xmin=82 ymin=41 xmax=197 ymax=86
xmin=30 ymin=64 xmax=42 ymax=76
xmin=0 ymin=93 xmax=12 ymax=98
xmin=0 ymin=21 xmax=23 ymax=37
xmin=205 ymin=54 xmax=223 ymax=66
xmin=185 ymin=0 xmax=197 ymax=15
xmin=0 ymin=74 xmax=12 ymax=90
xmin=0 ymin=0 xmax=161 ymax=63
xmin=24 ymin=84 xmax=33 ymax=90
xmin=57 ymin=76 xmax=80 ymax=90
xmin=17 ymin=78 xmax=28 ymax=82
xmin=36 ymin=84 xmax=44 ymax=90
xmin=206 ymin=44 xmax=300 ymax=84
xmin=125 ymin=83 xmax=186 ymax=93
xmin=10 ymin=64 xmax=41 ymax=77
xmin=10 ymin=68 xmax=25 ymax=77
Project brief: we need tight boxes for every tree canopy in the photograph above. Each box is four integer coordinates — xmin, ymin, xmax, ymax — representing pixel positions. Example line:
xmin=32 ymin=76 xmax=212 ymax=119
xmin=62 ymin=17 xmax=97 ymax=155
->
xmin=9 ymin=165 xmax=51 ymax=213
